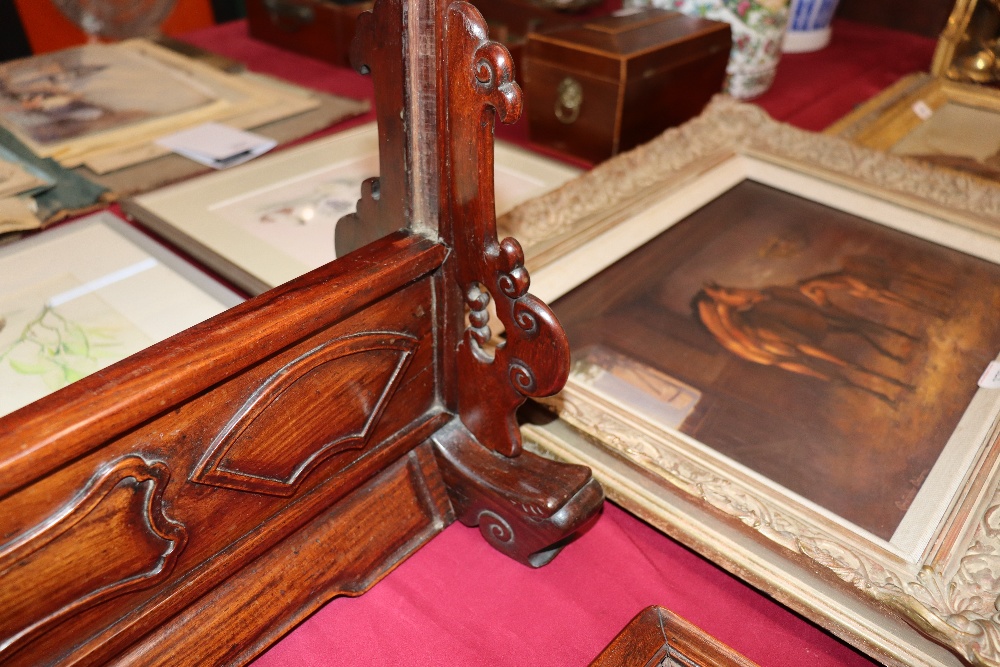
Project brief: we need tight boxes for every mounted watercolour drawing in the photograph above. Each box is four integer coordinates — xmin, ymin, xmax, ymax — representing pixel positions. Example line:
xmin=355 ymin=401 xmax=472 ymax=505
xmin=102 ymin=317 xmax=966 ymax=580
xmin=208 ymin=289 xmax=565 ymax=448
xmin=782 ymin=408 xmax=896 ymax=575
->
xmin=124 ymin=122 xmax=581 ymax=295
xmin=0 ymin=212 xmax=241 ymax=417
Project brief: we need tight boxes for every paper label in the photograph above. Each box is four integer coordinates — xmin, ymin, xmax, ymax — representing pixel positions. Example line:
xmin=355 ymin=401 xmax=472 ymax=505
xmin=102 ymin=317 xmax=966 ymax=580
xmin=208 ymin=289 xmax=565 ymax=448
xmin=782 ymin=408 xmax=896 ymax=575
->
xmin=912 ymin=100 xmax=934 ymax=121
xmin=978 ymin=360 xmax=1000 ymax=388
xmin=155 ymin=123 xmax=276 ymax=169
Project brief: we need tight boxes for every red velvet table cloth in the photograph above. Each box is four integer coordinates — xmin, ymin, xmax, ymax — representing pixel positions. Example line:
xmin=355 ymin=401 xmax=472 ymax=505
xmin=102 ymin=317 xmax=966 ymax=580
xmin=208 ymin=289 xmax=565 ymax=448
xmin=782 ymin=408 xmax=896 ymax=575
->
xmin=181 ymin=18 xmax=938 ymax=666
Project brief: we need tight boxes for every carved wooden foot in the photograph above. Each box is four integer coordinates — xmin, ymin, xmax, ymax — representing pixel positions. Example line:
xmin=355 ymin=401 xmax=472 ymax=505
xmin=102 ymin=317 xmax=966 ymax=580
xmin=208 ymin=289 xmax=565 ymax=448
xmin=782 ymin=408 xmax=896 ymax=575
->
xmin=433 ymin=422 xmax=603 ymax=567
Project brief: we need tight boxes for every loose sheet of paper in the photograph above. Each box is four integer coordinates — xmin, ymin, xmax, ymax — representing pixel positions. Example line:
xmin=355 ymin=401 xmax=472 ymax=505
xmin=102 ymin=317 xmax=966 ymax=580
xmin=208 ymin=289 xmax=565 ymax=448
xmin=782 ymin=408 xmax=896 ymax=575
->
xmin=156 ymin=123 xmax=276 ymax=169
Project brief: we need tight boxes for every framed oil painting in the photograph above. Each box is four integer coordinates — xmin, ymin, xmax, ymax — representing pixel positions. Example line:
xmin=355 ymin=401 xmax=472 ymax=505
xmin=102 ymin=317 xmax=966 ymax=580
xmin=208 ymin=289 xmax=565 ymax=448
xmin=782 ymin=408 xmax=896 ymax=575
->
xmin=506 ymin=97 xmax=1000 ymax=667
xmin=0 ymin=211 xmax=242 ymax=418
xmin=123 ymin=122 xmax=582 ymax=294
xmin=827 ymin=73 xmax=1000 ymax=181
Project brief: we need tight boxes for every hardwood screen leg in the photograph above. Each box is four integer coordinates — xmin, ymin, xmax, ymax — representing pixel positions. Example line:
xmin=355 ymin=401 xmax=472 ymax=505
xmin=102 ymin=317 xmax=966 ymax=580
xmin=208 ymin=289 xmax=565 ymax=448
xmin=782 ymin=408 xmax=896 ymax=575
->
xmin=433 ymin=421 xmax=603 ymax=567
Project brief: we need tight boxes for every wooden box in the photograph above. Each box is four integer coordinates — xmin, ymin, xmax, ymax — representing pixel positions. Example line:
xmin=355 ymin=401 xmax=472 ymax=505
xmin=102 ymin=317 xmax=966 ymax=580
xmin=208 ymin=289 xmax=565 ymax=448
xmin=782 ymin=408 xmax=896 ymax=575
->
xmin=246 ymin=0 xmax=372 ymax=67
xmin=523 ymin=8 xmax=730 ymax=163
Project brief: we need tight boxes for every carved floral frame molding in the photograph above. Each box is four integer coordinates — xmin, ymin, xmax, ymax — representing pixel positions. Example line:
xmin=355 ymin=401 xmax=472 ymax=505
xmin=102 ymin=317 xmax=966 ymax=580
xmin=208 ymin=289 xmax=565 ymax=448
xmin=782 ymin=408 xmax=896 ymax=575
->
xmin=506 ymin=97 xmax=1000 ymax=667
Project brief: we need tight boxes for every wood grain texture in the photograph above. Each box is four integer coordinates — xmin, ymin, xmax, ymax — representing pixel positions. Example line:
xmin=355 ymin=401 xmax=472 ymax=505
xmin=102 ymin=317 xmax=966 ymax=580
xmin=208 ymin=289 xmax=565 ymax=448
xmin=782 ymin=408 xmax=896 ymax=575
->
xmin=590 ymin=606 xmax=761 ymax=667
xmin=112 ymin=443 xmax=453 ymax=667
xmin=191 ymin=332 xmax=420 ymax=495
xmin=0 ymin=458 xmax=185 ymax=659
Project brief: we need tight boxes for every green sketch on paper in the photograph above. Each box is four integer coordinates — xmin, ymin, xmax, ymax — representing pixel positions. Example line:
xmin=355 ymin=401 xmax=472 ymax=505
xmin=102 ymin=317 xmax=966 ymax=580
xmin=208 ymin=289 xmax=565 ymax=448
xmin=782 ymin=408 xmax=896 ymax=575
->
xmin=0 ymin=304 xmax=120 ymax=388
xmin=0 ymin=275 xmax=152 ymax=417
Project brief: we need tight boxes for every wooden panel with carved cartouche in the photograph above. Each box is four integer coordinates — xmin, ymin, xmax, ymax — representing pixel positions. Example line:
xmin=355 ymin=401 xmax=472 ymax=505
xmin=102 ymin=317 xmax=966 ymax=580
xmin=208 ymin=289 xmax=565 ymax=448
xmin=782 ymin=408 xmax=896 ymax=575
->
xmin=191 ymin=331 xmax=421 ymax=496
xmin=0 ymin=457 xmax=185 ymax=660
xmin=0 ymin=233 xmax=448 ymax=667
xmin=112 ymin=443 xmax=453 ymax=666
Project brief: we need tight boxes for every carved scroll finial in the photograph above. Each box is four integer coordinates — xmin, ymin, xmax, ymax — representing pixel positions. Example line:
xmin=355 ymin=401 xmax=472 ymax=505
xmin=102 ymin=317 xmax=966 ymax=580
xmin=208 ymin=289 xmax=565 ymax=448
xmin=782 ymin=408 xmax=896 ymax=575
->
xmin=470 ymin=39 xmax=522 ymax=125
xmin=443 ymin=2 xmax=571 ymax=457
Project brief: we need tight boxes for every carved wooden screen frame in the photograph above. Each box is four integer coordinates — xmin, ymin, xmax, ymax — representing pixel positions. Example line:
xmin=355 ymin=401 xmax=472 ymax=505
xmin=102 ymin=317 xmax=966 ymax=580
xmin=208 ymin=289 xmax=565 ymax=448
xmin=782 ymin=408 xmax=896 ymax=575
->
xmin=337 ymin=0 xmax=604 ymax=565
xmin=0 ymin=1 xmax=603 ymax=664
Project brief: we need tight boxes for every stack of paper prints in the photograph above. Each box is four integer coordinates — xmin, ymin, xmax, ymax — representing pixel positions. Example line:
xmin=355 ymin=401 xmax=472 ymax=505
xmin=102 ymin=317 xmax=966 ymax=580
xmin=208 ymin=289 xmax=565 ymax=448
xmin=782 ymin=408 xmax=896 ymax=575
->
xmin=0 ymin=144 xmax=55 ymax=233
xmin=0 ymin=40 xmax=318 ymax=174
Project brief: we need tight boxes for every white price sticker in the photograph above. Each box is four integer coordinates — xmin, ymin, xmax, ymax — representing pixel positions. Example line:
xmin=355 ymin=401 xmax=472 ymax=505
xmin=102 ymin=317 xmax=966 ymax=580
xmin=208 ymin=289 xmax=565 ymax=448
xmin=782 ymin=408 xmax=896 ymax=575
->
xmin=912 ymin=100 xmax=934 ymax=121
xmin=978 ymin=361 xmax=1000 ymax=389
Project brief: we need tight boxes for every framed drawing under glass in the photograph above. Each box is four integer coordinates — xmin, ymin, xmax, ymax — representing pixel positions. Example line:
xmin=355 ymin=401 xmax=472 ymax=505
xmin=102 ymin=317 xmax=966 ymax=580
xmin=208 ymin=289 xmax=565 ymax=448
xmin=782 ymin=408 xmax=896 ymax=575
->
xmin=123 ymin=122 xmax=582 ymax=295
xmin=827 ymin=72 xmax=1000 ymax=181
xmin=504 ymin=97 xmax=1000 ymax=667
xmin=0 ymin=211 xmax=243 ymax=418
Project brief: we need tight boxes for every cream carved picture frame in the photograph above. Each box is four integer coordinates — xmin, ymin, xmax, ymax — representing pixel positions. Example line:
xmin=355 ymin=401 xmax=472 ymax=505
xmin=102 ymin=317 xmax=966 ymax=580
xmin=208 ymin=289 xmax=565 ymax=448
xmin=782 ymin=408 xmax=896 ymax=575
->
xmin=502 ymin=97 xmax=1000 ymax=667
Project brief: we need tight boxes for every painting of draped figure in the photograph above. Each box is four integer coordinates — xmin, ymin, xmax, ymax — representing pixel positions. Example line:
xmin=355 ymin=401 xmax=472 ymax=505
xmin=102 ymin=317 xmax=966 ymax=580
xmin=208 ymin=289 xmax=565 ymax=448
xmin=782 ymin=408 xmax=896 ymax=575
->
xmin=552 ymin=179 xmax=1000 ymax=540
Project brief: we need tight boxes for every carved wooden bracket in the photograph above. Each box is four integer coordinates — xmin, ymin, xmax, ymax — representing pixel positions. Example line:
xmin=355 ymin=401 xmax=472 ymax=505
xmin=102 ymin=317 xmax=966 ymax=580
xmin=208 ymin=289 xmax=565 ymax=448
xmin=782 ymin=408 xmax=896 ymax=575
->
xmin=442 ymin=1 xmax=572 ymax=457
xmin=433 ymin=422 xmax=602 ymax=567
xmin=333 ymin=0 xmax=601 ymax=566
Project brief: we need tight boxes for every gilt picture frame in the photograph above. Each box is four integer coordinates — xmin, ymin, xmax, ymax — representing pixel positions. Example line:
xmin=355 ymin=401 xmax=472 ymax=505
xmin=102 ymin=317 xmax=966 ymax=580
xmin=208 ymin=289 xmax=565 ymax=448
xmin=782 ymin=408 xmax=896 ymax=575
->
xmin=930 ymin=0 xmax=1000 ymax=85
xmin=505 ymin=97 xmax=1000 ymax=667
xmin=826 ymin=72 xmax=1000 ymax=181
xmin=124 ymin=122 xmax=581 ymax=295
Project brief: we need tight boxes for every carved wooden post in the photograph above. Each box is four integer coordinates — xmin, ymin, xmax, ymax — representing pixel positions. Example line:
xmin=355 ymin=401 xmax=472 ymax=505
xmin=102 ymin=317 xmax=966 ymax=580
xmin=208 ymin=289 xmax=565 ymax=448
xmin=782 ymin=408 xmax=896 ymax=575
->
xmin=338 ymin=0 xmax=603 ymax=566
xmin=333 ymin=0 xmax=411 ymax=253
xmin=432 ymin=1 xmax=603 ymax=567
xmin=441 ymin=1 xmax=572 ymax=458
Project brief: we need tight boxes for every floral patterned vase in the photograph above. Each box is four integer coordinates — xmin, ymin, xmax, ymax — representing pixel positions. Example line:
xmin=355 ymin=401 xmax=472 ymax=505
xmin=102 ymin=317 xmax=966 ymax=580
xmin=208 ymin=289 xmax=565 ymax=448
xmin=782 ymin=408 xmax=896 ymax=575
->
xmin=624 ymin=0 xmax=791 ymax=99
